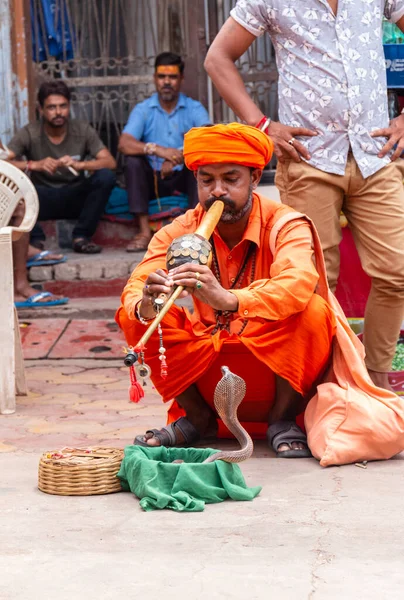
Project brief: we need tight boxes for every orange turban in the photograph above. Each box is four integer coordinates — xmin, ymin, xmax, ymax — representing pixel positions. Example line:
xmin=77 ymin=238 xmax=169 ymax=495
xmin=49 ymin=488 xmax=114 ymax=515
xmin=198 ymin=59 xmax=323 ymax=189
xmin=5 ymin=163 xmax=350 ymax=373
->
xmin=183 ymin=122 xmax=273 ymax=171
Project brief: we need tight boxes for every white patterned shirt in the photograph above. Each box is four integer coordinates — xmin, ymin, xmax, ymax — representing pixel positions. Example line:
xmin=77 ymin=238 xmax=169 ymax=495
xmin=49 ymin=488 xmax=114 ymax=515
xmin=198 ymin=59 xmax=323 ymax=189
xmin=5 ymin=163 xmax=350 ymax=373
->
xmin=231 ymin=0 xmax=404 ymax=177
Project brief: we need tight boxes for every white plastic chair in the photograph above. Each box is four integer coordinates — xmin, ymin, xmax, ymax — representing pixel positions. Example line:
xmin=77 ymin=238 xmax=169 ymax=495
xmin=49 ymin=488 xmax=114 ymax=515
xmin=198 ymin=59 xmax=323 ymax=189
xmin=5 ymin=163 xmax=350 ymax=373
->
xmin=0 ymin=160 xmax=39 ymax=414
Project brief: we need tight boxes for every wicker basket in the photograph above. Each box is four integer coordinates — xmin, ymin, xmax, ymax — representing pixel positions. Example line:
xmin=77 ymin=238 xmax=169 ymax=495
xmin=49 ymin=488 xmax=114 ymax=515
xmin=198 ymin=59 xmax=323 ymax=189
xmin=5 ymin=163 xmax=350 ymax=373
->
xmin=38 ymin=447 xmax=124 ymax=496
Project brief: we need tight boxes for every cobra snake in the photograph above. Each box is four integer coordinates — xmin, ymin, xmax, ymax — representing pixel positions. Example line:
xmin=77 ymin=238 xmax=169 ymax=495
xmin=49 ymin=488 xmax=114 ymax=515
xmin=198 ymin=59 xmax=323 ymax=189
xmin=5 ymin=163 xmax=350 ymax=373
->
xmin=203 ymin=366 xmax=254 ymax=464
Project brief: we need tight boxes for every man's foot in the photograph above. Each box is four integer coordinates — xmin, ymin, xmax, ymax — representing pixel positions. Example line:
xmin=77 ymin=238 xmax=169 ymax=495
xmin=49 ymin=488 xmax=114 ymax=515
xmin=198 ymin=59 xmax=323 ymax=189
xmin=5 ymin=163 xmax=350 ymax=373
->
xmin=267 ymin=420 xmax=312 ymax=458
xmin=15 ymin=289 xmax=69 ymax=308
xmin=72 ymin=237 xmax=102 ymax=254
xmin=28 ymin=244 xmax=57 ymax=259
xmin=126 ymin=232 xmax=152 ymax=253
xmin=27 ymin=247 xmax=66 ymax=267
xmin=15 ymin=283 xmax=64 ymax=302
xmin=368 ymin=369 xmax=395 ymax=393
xmin=135 ymin=417 xmax=199 ymax=448
xmin=134 ymin=415 xmax=217 ymax=448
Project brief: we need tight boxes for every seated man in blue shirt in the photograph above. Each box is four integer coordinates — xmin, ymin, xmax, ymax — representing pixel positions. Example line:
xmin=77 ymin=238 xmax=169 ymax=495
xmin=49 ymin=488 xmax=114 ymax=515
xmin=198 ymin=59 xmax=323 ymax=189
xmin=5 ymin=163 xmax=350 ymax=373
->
xmin=118 ymin=52 xmax=211 ymax=252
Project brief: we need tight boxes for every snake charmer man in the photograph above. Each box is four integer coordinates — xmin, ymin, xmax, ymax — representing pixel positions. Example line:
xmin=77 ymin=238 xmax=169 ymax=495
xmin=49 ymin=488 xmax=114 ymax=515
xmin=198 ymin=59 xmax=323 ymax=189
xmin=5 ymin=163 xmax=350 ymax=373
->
xmin=116 ymin=123 xmax=337 ymax=458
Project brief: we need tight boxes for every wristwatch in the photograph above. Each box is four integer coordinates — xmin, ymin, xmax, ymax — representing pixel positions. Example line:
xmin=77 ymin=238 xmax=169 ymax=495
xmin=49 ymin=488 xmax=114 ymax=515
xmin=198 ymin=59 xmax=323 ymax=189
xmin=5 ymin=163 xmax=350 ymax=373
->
xmin=144 ymin=142 xmax=157 ymax=155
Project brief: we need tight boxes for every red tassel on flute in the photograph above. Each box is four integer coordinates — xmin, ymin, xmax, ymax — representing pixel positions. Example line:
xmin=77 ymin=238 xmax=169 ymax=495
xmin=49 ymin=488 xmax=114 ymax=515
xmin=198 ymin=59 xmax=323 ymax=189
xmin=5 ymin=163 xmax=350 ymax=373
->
xmin=129 ymin=365 xmax=144 ymax=403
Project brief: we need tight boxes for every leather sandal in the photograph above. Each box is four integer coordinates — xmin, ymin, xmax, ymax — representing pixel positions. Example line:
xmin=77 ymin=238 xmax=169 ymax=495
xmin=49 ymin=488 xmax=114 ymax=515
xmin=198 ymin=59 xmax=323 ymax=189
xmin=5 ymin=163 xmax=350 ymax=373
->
xmin=134 ymin=417 xmax=200 ymax=448
xmin=267 ymin=420 xmax=312 ymax=458
xmin=72 ymin=237 xmax=102 ymax=254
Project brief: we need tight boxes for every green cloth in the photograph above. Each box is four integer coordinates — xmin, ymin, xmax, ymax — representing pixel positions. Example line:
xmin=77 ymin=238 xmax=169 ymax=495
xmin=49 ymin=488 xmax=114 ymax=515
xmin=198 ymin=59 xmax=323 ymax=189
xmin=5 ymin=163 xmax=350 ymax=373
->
xmin=117 ymin=446 xmax=262 ymax=512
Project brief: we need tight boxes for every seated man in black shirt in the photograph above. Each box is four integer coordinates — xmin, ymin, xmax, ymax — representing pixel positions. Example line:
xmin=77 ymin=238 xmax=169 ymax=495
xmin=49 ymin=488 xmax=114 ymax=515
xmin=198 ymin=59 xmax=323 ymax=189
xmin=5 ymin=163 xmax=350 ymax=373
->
xmin=7 ymin=80 xmax=116 ymax=255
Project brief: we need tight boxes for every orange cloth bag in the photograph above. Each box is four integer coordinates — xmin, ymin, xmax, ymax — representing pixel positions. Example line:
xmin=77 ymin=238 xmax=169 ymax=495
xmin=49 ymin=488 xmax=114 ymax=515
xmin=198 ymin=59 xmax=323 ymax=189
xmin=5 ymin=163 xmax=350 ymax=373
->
xmin=270 ymin=213 xmax=404 ymax=467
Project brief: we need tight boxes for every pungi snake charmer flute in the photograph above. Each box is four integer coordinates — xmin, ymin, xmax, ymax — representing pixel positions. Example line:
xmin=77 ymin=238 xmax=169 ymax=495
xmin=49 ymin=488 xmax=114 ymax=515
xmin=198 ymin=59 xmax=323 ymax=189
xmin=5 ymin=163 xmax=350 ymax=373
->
xmin=124 ymin=200 xmax=224 ymax=400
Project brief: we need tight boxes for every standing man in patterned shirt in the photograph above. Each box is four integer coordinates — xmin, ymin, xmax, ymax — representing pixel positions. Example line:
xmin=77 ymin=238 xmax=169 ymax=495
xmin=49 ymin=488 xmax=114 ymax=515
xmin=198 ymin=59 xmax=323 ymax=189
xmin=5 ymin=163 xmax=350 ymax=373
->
xmin=205 ymin=0 xmax=404 ymax=392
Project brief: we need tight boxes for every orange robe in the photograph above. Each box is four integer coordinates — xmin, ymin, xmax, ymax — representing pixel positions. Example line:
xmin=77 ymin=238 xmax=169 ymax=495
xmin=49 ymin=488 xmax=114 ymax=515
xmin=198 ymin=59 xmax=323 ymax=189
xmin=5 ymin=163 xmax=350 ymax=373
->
xmin=116 ymin=194 xmax=336 ymax=438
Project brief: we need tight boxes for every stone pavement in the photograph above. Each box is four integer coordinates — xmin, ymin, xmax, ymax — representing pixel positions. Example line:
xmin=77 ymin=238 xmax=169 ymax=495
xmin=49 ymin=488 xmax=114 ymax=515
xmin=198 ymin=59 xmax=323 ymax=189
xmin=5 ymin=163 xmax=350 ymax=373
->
xmin=0 ymin=360 xmax=163 ymax=453
xmin=2 ymin=358 xmax=404 ymax=599
xmin=18 ymin=316 xmax=404 ymax=393
xmin=20 ymin=319 xmax=125 ymax=360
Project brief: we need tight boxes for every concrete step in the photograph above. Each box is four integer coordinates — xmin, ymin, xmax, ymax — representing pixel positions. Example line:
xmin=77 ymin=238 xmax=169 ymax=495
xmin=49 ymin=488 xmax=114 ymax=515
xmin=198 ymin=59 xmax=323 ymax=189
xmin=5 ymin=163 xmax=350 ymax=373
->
xmin=28 ymin=248 xmax=144 ymax=298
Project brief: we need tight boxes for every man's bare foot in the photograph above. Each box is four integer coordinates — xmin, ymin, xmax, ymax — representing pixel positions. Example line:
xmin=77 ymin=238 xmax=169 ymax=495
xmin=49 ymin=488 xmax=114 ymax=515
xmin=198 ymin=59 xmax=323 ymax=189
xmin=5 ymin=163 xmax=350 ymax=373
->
xmin=368 ymin=369 xmax=395 ymax=393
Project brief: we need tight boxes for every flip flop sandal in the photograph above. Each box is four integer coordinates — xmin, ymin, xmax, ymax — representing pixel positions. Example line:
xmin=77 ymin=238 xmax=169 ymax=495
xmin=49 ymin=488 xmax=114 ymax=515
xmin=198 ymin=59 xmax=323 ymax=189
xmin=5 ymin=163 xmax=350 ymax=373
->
xmin=134 ymin=416 xmax=200 ymax=448
xmin=267 ymin=420 xmax=312 ymax=459
xmin=15 ymin=291 xmax=69 ymax=308
xmin=26 ymin=250 xmax=67 ymax=268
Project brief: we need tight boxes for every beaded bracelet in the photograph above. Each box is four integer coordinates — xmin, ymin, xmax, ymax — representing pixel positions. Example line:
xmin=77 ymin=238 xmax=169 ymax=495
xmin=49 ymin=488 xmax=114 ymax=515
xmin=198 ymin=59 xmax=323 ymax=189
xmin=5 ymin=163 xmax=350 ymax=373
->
xmin=135 ymin=302 xmax=155 ymax=326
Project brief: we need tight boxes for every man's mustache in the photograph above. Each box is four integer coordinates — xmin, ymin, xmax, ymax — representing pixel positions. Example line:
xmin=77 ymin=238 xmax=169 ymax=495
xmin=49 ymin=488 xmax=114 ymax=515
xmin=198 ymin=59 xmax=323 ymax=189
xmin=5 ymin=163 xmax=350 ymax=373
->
xmin=205 ymin=197 xmax=236 ymax=210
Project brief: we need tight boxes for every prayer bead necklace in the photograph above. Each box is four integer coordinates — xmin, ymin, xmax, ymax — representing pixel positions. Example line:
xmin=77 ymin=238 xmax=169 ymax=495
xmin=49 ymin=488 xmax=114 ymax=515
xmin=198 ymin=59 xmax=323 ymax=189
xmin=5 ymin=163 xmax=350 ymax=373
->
xmin=210 ymin=240 xmax=256 ymax=336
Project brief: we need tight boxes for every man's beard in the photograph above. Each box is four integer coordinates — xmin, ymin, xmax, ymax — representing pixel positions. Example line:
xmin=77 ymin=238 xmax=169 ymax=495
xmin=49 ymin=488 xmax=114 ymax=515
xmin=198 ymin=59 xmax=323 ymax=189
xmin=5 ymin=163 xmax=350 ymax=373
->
xmin=205 ymin=184 xmax=254 ymax=224
xmin=47 ymin=116 xmax=67 ymax=128
xmin=159 ymin=87 xmax=176 ymax=102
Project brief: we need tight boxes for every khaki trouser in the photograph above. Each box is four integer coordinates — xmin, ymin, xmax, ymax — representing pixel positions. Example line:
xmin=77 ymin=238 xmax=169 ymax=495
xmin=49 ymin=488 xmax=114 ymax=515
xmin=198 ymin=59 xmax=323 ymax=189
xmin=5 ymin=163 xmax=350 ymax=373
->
xmin=275 ymin=155 xmax=404 ymax=372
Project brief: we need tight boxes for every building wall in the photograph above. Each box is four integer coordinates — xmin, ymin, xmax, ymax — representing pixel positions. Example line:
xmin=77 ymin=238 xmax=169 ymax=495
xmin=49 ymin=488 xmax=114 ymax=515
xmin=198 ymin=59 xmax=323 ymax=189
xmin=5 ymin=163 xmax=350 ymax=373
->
xmin=0 ymin=0 xmax=31 ymax=144
xmin=0 ymin=0 xmax=17 ymax=142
